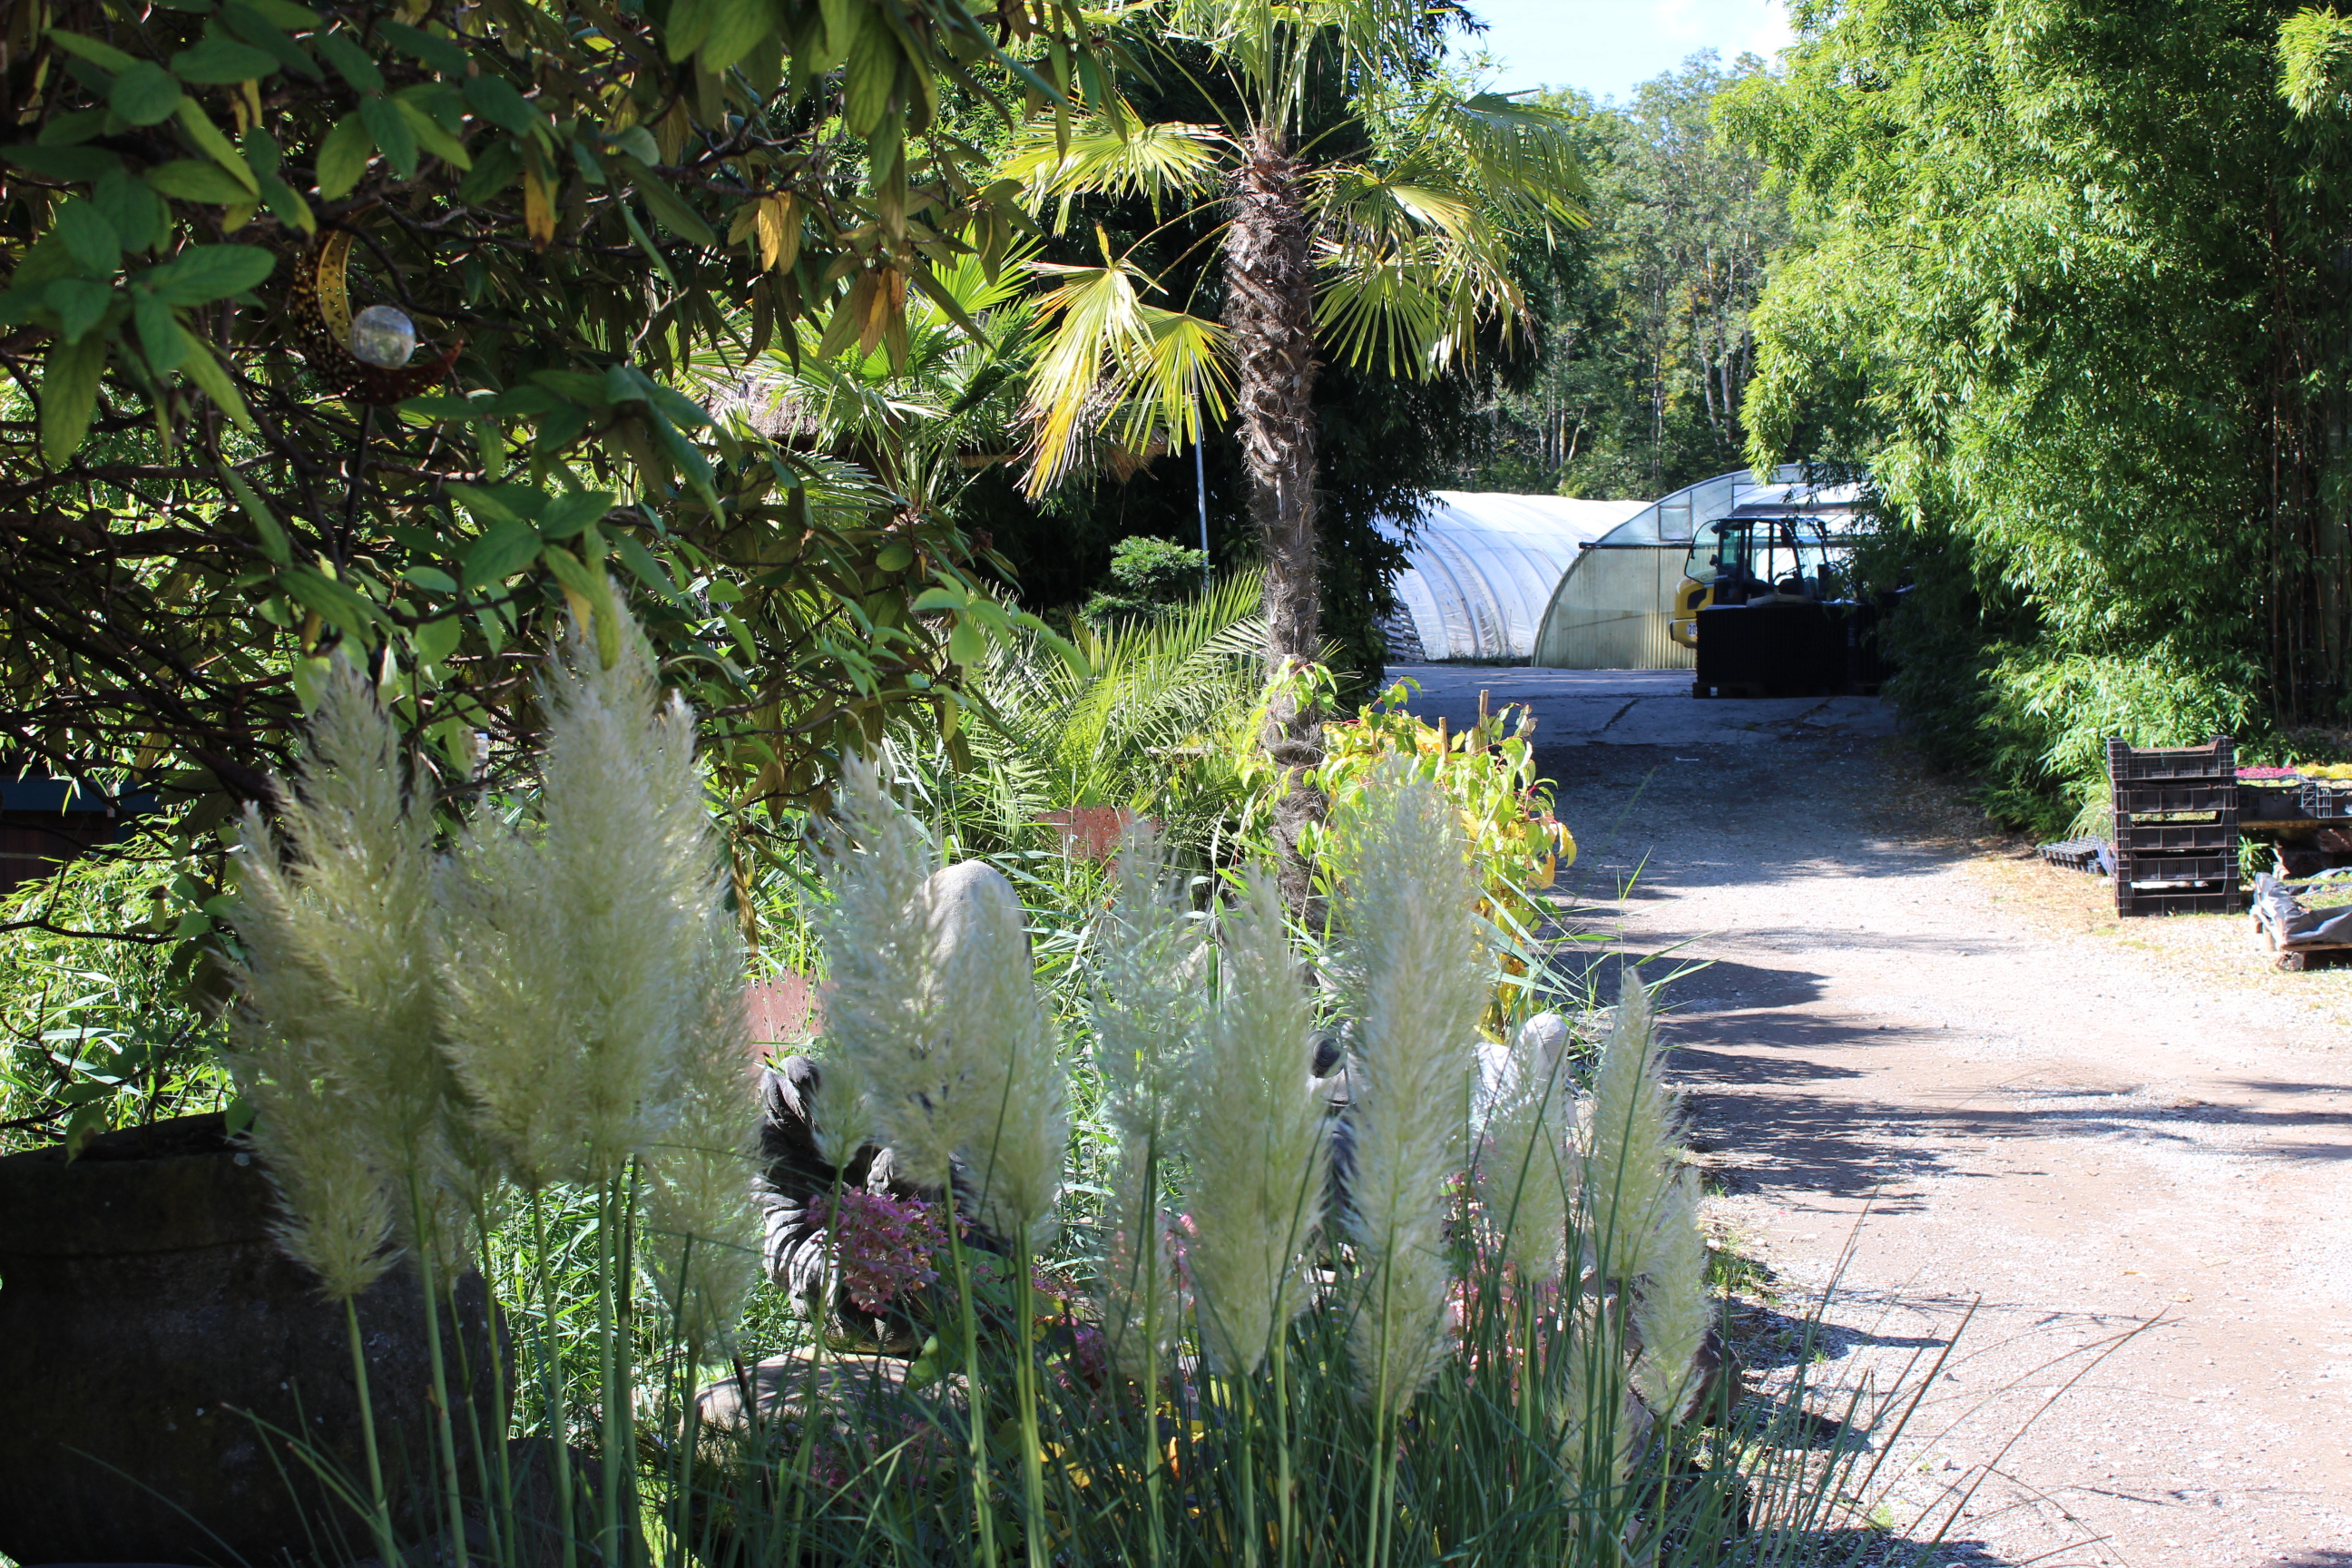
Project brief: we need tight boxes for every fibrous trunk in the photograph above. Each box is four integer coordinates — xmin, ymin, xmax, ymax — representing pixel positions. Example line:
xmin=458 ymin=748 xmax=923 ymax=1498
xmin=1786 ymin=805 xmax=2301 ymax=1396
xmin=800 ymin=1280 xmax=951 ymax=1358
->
xmin=1223 ymin=128 xmax=1321 ymax=732
xmin=1224 ymin=128 xmax=1325 ymax=908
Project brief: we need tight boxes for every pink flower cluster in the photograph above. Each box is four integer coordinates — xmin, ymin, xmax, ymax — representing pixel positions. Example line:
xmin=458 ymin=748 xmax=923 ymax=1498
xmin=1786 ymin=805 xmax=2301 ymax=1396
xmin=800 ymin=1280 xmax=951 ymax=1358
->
xmin=826 ymin=1190 xmax=945 ymax=1314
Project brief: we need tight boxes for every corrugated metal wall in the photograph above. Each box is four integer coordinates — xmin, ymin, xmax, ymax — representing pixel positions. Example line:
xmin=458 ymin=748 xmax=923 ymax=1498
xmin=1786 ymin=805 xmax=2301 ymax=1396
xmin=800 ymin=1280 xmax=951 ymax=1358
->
xmin=1532 ymin=548 xmax=1696 ymax=670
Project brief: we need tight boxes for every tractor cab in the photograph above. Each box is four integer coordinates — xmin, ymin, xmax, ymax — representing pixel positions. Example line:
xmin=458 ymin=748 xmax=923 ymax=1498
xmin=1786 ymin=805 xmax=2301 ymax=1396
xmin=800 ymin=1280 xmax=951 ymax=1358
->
xmin=1667 ymin=515 xmax=1842 ymax=647
xmin=1671 ymin=508 xmax=1886 ymax=699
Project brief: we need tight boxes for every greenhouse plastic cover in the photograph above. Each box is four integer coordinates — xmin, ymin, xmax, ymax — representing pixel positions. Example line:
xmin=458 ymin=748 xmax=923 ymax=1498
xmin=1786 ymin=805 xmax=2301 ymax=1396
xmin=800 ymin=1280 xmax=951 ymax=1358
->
xmin=1383 ymin=493 xmax=1648 ymax=662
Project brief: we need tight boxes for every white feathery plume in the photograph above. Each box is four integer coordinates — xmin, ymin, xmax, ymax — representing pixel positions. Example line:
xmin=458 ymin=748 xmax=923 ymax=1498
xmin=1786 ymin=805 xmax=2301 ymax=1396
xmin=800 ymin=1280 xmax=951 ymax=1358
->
xmin=803 ymin=1054 xmax=875 ymax=1171
xmin=1090 ymin=820 xmax=1205 ymax=1144
xmin=1631 ymin=1168 xmax=1710 ymax=1424
xmin=1186 ymin=867 xmax=1328 ymax=1375
xmin=644 ymin=906 xmax=764 ymax=1353
xmin=1477 ymin=1014 xmax=1573 ymax=1283
xmin=1087 ymin=822 xmax=1203 ymax=1377
xmin=937 ymin=861 xmax=1067 ymax=1247
xmin=231 ymin=1029 xmax=398 ymax=1300
xmin=433 ymin=828 xmax=578 ymax=1191
xmin=226 ymin=658 xmax=448 ymax=1295
xmin=437 ymin=610 xmax=714 ymax=1187
xmin=1581 ymin=969 xmax=1679 ymax=1282
xmin=1341 ymin=763 xmax=1490 ymax=1415
xmin=538 ymin=613 xmax=710 ymax=1180
xmin=814 ymin=755 xmax=952 ymax=1185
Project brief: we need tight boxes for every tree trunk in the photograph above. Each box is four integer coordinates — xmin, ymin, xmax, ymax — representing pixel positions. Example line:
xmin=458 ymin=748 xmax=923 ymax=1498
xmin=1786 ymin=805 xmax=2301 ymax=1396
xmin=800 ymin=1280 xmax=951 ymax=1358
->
xmin=1223 ymin=129 xmax=1321 ymax=733
xmin=1223 ymin=128 xmax=1324 ymax=912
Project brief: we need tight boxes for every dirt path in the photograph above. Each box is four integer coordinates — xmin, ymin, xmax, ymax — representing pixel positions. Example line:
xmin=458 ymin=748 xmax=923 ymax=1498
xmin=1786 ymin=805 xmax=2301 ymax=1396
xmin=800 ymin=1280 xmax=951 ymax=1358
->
xmin=1532 ymin=727 xmax=2352 ymax=1568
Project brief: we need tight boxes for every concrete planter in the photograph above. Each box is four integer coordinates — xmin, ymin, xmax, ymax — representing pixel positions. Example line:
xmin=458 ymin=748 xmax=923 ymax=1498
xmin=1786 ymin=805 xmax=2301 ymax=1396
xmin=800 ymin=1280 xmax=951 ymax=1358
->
xmin=0 ymin=1114 xmax=501 ymax=1566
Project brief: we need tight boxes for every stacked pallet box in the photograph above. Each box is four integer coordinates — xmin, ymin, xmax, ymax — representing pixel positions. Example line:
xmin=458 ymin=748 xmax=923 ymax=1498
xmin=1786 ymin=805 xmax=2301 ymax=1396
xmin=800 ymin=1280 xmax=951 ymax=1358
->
xmin=2107 ymin=735 xmax=2240 ymax=916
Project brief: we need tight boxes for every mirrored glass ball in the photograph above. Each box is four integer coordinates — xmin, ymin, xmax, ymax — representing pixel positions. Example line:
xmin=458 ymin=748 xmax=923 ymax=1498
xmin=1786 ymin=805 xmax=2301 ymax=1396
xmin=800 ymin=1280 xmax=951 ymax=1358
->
xmin=348 ymin=304 xmax=417 ymax=368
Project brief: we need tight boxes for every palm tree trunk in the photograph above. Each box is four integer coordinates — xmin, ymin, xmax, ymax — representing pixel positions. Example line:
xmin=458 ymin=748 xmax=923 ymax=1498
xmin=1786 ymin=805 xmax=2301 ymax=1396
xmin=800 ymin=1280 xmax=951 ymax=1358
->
xmin=1224 ymin=128 xmax=1326 ymax=912
xmin=1224 ymin=128 xmax=1321 ymax=731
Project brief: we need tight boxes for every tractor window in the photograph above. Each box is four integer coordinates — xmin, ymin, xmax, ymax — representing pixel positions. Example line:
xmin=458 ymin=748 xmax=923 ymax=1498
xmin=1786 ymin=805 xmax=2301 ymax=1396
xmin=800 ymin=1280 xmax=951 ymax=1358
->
xmin=1683 ymin=521 xmax=1730 ymax=584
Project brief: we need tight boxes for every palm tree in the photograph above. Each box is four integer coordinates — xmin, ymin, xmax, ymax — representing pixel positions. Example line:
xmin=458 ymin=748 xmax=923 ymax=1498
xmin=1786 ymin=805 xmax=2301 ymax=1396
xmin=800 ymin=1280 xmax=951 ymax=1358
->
xmin=1007 ymin=0 xmax=1587 ymax=739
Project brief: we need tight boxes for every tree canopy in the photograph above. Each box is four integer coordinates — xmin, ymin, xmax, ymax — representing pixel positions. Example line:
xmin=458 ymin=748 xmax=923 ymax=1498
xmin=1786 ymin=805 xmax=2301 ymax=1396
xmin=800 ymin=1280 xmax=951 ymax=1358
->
xmin=1725 ymin=0 xmax=2352 ymax=824
xmin=1 ymin=0 xmax=1117 ymax=847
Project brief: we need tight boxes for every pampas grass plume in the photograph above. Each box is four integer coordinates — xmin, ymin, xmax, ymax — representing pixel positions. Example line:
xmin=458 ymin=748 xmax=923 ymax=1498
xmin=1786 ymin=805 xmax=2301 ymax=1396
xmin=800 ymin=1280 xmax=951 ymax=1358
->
xmin=935 ymin=860 xmax=1067 ymax=1245
xmin=1478 ymin=1014 xmax=1573 ymax=1283
xmin=1632 ymin=1169 xmax=1710 ymax=1423
xmin=816 ymin=756 xmax=953 ymax=1185
xmin=1342 ymin=763 xmax=1489 ymax=1415
xmin=1088 ymin=822 xmax=1201 ymax=1377
xmin=1187 ymin=867 xmax=1327 ymax=1374
xmin=645 ymin=908 xmax=764 ymax=1352
xmin=439 ymin=610 xmax=721 ymax=1187
xmin=1582 ymin=968 xmax=1678 ymax=1281
xmin=227 ymin=658 xmax=445 ymax=1294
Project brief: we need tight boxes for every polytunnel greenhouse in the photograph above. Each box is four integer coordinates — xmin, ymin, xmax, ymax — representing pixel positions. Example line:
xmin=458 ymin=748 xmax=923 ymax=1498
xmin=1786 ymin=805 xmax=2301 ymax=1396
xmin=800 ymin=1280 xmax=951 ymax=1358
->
xmin=1380 ymin=493 xmax=1648 ymax=662
xmin=1532 ymin=466 xmax=1867 ymax=669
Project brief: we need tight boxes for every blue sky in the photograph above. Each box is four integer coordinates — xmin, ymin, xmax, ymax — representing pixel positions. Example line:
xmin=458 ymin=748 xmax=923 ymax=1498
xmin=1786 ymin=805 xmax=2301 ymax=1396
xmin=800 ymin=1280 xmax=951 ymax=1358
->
xmin=1445 ymin=0 xmax=1795 ymax=103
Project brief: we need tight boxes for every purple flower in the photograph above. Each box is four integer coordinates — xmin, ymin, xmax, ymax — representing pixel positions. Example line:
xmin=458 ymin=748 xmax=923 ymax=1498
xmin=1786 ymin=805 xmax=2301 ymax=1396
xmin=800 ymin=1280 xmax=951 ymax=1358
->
xmin=827 ymin=1190 xmax=945 ymax=1314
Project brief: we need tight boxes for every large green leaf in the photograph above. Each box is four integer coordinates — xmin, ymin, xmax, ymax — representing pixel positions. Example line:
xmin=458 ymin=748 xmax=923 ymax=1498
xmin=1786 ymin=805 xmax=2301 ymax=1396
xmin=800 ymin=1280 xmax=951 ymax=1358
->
xmin=461 ymin=518 xmax=544 ymax=587
xmin=538 ymin=490 xmax=617 ymax=540
xmin=142 ymin=245 xmax=275 ymax=306
xmin=315 ymin=113 xmax=374 ymax=198
xmin=172 ymin=99 xmax=259 ymax=191
xmin=614 ymin=155 xmax=719 ymax=247
xmin=378 ymin=20 xmax=467 ymax=76
xmin=134 ymin=293 xmax=184 ymax=369
xmin=42 ymin=28 xmax=136 ymax=74
xmin=172 ymin=326 xmax=255 ymax=429
xmin=311 ymin=30 xmax=385 ymax=92
xmin=53 ymin=199 xmax=121 ymax=277
xmin=280 ymin=567 xmax=378 ymax=643
xmin=145 ymin=159 xmax=254 ymax=203
xmin=39 ymin=332 xmax=110 ymax=464
xmin=108 ymin=62 xmax=185 ymax=126
xmin=44 ymin=278 xmax=112 ymax=344
xmin=359 ymin=95 xmax=417 ymax=180
xmin=170 ymin=30 xmax=283 ymax=84
xmin=3 ymin=142 xmax=116 ymax=181
xmin=219 ymin=4 xmax=322 ymax=79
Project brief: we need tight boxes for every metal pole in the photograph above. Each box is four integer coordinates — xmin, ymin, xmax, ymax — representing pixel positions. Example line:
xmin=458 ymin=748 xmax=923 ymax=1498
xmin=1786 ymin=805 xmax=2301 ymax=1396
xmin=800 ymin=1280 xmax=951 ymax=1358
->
xmin=1195 ymin=436 xmax=1211 ymax=591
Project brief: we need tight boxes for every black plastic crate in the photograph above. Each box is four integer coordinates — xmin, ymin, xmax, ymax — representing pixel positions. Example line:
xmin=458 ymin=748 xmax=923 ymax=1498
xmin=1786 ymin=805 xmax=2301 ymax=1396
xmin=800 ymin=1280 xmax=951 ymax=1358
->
xmin=2299 ymin=780 xmax=2352 ymax=819
xmin=2239 ymin=783 xmax=2306 ymax=822
xmin=2037 ymin=838 xmax=2109 ymax=873
xmin=2106 ymin=735 xmax=2235 ymax=781
xmin=2115 ymin=852 xmax=2235 ymax=886
xmin=2111 ymin=815 xmax=2239 ymax=852
xmin=2116 ymin=885 xmax=2241 ymax=916
xmin=2113 ymin=779 xmax=2237 ymax=815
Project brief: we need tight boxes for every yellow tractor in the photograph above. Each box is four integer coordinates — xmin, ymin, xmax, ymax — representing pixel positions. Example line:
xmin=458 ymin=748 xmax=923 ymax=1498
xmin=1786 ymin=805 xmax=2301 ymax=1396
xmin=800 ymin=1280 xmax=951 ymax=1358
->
xmin=1667 ymin=515 xmax=1842 ymax=650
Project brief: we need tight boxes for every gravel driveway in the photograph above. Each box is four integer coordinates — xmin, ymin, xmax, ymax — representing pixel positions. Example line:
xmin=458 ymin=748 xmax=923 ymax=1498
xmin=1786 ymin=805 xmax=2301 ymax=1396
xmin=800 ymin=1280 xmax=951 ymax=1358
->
xmin=1400 ymin=668 xmax=2352 ymax=1568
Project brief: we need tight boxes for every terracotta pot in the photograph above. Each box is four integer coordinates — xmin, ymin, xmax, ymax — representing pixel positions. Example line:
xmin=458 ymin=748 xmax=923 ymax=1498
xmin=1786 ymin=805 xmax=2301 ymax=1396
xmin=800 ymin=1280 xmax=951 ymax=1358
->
xmin=0 ymin=1114 xmax=505 ymax=1566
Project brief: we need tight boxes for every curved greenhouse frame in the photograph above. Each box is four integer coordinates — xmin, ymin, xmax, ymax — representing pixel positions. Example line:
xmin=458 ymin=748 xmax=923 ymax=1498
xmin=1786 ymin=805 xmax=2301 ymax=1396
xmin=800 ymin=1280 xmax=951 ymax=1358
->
xmin=1532 ymin=467 xmax=1867 ymax=669
xmin=1380 ymin=493 xmax=1648 ymax=662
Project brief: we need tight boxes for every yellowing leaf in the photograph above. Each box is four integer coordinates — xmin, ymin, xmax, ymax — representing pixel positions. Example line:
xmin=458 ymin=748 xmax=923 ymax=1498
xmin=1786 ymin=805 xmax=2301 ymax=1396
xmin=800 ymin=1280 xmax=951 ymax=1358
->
xmin=756 ymin=191 xmax=799 ymax=271
xmin=523 ymin=162 xmax=555 ymax=248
